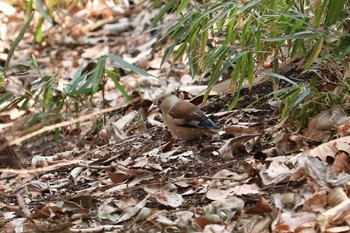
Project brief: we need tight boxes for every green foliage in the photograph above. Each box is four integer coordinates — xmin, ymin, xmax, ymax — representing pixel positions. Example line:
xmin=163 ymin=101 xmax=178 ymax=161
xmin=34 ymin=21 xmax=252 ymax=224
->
xmin=4 ymin=13 xmax=33 ymax=71
xmin=1 ymin=51 xmax=154 ymax=138
xmin=151 ymin=0 xmax=349 ymax=115
xmin=1 ymin=2 xmax=156 ymax=140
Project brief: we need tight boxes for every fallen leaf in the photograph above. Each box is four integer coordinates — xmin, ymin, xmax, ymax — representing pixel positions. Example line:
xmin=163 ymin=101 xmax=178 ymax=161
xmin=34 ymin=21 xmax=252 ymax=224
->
xmin=260 ymin=158 xmax=292 ymax=186
xmin=219 ymin=134 xmax=261 ymax=160
xmin=233 ymin=183 xmax=260 ymax=196
xmin=193 ymin=216 xmax=219 ymax=230
xmin=246 ymin=197 xmax=273 ymax=215
xmin=108 ymin=172 xmax=129 ymax=183
xmin=116 ymin=195 xmax=149 ymax=223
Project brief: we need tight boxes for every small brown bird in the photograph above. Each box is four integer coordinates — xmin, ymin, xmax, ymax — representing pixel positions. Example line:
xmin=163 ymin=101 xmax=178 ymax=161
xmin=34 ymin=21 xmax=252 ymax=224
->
xmin=155 ymin=94 xmax=219 ymax=139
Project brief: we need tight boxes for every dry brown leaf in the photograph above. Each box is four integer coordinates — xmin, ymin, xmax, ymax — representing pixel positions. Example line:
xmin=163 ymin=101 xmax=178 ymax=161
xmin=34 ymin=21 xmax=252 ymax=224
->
xmin=144 ymin=185 xmax=183 ymax=208
xmin=174 ymin=211 xmax=194 ymax=228
xmin=213 ymin=169 xmax=249 ymax=181
xmin=156 ymin=214 xmax=176 ymax=225
xmin=325 ymin=226 xmax=350 ymax=233
xmin=24 ymin=219 xmax=72 ymax=232
xmin=204 ymin=197 xmax=244 ymax=218
xmin=116 ymin=195 xmax=149 ymax=223
xmin=232 ymin=183 xmax=260 ymax=196
xmin=245 ymin=197 xmax=273 ymax=215
xmin=219 ymin=134 xmax=261 ymax=160
xmin=153 ymin=191 xmax=184 ymax=208
xmin=276 ymin=212 xmax=317 ymax=232
xmin=294 ymin=156 xmax=350 ymax=189
xmin=224 ymin=124 xmax=262 ymax=137
xmin=193 ymin=216 xmax=218 ymax=230
xmin=206 ymin=188 xmax=231 ymax=201
xmin=303 ymin=107 xmax=349 ymax=140
xmin=332 ymin=152 xmax=350 ymax=175
xmin=203 ymin=224 xmax=231 ymax=233
xmin=274 ymin=131 xmax=304 ymax=155
xmin=327 ymin=187 xmax=349 ymax=208
xmin=260 ymin=158 xmax=292 ymax=186
xmin=305 ymin=136 xmax=350 ymax=174
xmin=250 ymin=216 xmax=272 ymax=233
xmin=303 ymin=190 xmax=327 ymax=211
xmin=134 ymin=207 xmax=152 ymax=222
xmin=317 ymin=198 xmax=350 ymax=231
xmin=108 ymin=172 xmax=129 ymax=183
xmin=31 ymin=203 xmax=66 ymax=219
xmin=271 ymin=193 xmax=297 ymax=210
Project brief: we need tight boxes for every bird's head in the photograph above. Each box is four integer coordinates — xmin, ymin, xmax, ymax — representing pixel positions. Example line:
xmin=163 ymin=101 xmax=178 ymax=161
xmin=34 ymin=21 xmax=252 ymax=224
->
xmin=154 ymin=93 xmax=175 ymax=105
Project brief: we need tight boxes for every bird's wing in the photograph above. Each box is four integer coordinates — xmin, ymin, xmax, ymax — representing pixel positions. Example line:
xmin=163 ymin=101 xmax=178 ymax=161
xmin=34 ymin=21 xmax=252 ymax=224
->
xmin=168 ymin=101 xmax=217 ymax=128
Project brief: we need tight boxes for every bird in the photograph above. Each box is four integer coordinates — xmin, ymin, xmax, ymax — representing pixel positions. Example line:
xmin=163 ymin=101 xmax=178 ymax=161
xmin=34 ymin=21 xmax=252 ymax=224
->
xmin=154 ymin=94 xmax=219 ymax=139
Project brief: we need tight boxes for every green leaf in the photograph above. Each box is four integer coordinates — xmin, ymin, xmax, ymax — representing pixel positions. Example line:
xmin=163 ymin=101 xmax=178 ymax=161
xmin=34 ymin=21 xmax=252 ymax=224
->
xmin=261 ymin=71 xmax=298 ymax=86
xmin=229 ymin=74 xmax=245 ymax=110
xmin=304 ymin=37 xmax=324 ymax=70
xmin=55 ymin=127 xmax=60 ymax=144
xmin=174 ymin=43 xmax=187 ymax=62
xmin=83 ymin=56 xmax=106 ymax=95
xmin=325 ymin=0 xmax=346 ymax=26
xmin=263 ymin=31 xmax=318 ymax=41
xmin=200 ymin=28 xmax=208 ymax=56
xmin=106 ymin=70 xmax=131 ymax=101
xmin=22 ymin=112 xmax=57 ymax=128
xmin=66 ymin=64 xmax=85 ymax=92
xmin=108 ymin=54 xmax=156 ymax=78
xmin=151 ymin=0 xmax=177 ymax=26
xmin=5 ymin=13 xmax=33 ymax=70
xmin=34 ymin=0 xmax=54 ymax=25
xmin=237 ymin=0 xmax=260 ymax=14
xmin=293 ymin=87 xmax=312 ymax=108
xmin=204 ymin=4 xmax=236 ymax=31
xmin=35 ymin=17 xmax=45 ymax=43
xmin=0 ymin=92 xmax=13 ymax=105
xmin=247 ymin=53 xmax=254 ymax=87
xmin=176 ymin=0 xmax=190 ymax=14
xmin=67 ymin=88 xmax=94 ymax=96
xmin=44 ymin=84 xmax=53 ymax=111
xmin=162 ymin=43 xmax=177 ymax=66
xmin=26 ymin=0 xmax=33 ymax=15
xmin=314 ymin=0 xmax=327 ymax=27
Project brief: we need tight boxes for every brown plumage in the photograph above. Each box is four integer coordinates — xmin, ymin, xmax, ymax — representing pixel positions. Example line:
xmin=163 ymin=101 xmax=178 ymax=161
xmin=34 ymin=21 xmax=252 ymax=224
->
xmin=155 ymin=94 xmax=218 ymax=139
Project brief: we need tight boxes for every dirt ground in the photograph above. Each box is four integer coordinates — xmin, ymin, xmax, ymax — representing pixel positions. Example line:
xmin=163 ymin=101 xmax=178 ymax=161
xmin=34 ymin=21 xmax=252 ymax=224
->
xmin=1 ymin=2 xmax=350 ymax=233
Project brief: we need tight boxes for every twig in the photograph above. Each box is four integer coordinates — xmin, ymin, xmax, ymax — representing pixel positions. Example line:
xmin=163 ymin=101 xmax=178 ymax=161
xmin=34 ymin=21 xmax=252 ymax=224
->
xmin=0 ymin=104 xmax=125 ymax=152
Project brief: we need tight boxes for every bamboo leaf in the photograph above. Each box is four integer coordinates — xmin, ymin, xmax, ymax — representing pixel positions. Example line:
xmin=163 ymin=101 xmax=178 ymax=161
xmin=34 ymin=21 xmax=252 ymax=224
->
xmin=35 ymin=17 xmax=45 ymax=43
xmin=151 ymin=0 xmax=177 ymax=26
xmin=5 ymin=13 xmax=33 ymax=70
xmin=261 ymin=71 xmax=298 ymax=86
xmin=162 ymin=43 xmax=177 ymax=66
xmin=176 ymin=0 xmax=190 ymax=14
xmin=304 ymin=37 xmax=324 ymax=70
xmin=106 ymin=70 xmax=131 ymax=101
xmin=174 ymin=43 xmax=187 ymax=62
xmin=263 ymin=31 xmax=318 ymax=41
xmin=68 ymin=88 xmax=94 ymax=96
xmin=0 ymin=92 xmax=13 ymax=105
xmin=325 ymin=0 xmax=346 ymax=26
xmin=34 ymin=0 xmax=54 ymax=25
xmin=108 ymin=54 xmax=156 ymax=78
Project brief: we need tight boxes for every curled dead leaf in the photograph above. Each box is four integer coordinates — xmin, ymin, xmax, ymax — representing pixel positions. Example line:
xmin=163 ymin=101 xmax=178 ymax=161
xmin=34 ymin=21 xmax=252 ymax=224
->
xmin=303 ymin=107 xmax=350 ymax=140
xmin=219 ymin=134 xmax=261 ymax=160
xmin=246 ymin=196 xmax=273 ymax=215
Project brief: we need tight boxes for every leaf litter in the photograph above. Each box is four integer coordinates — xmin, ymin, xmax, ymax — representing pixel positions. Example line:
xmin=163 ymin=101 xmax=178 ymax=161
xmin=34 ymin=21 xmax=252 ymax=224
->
xmin=1 ymin=1 xmax=350 ymax=233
